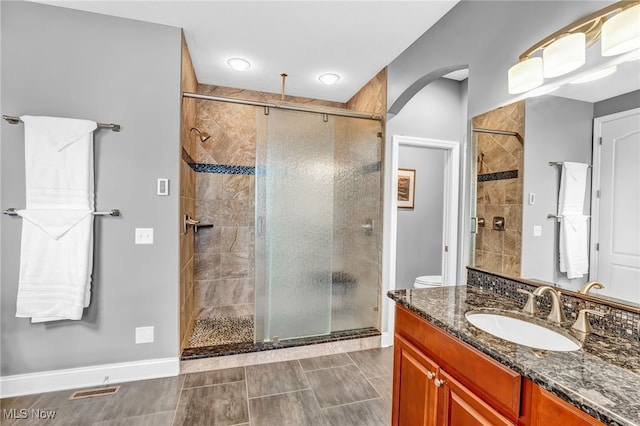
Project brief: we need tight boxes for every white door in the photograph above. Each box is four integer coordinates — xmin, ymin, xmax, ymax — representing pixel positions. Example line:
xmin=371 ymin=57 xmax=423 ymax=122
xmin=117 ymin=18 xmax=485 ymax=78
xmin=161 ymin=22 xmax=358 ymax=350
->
xmin=591 ymin=108 xmax=640 ymax=304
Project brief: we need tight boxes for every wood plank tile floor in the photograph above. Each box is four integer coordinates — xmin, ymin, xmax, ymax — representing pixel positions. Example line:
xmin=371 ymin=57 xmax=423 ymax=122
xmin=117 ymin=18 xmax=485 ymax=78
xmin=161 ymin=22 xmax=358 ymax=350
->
xmin=0 ymin=347 xmax=394 ymax=425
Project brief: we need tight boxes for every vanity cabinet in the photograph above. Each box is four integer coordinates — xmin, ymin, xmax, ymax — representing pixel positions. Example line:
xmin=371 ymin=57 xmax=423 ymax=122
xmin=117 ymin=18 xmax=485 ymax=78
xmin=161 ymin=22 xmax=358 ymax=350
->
xmin=392 ymin=305 xmax=605 ymax=426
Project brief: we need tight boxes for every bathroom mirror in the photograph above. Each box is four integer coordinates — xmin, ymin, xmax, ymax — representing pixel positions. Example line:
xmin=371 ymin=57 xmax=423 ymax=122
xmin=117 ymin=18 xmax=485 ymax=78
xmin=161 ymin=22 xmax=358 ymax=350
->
xmin=471 ymin=57 xmax=640 ymax=309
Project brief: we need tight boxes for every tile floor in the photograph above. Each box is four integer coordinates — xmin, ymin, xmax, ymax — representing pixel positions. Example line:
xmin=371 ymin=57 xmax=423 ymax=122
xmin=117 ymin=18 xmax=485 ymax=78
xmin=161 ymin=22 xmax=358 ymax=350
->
xmin=0 ymin=347 xmax=393 ymax=425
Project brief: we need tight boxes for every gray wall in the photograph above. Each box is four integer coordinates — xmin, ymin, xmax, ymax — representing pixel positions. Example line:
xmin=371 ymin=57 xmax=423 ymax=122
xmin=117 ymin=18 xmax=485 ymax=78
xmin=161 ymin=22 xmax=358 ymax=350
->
xmin=1 ymin=2 xmax=181 ymax=375
xmin=396 ymin=146 xmax=445 ymax=289
xmin=594 ymin=90 xmax=640 ymax=118
xmin=387 ymin=78 xmax=465 ymax=140
xmin=387 ymin=1 xmax=610 ymax=279
xmin=521 ymin=96 xmax=593 ymax=288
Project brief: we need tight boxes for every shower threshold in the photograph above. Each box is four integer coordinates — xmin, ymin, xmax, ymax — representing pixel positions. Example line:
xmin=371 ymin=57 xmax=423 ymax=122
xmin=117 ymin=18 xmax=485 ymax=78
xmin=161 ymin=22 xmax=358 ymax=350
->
xmin=181 ymin=326 xmax=380 ymax=361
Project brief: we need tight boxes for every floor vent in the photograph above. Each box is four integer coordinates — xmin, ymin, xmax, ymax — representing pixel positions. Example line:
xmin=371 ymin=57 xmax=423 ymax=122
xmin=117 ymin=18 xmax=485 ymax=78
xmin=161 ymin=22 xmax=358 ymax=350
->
xmin=69 ymin=386 xmax=120 ymax=400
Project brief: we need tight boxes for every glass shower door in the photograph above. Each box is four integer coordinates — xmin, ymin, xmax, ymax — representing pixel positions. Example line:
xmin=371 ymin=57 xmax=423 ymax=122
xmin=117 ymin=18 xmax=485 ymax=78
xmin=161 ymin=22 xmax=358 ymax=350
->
xmin=255 ymin=109 xmax=334 ymax=341
xmin=255 ymin=108 xmax=382 ymax=343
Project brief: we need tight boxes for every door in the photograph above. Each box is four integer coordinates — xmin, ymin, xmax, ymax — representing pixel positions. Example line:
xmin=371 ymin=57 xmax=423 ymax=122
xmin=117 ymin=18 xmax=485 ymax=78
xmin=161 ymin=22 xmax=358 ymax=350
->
xmin=591 ymin=109 xmax=640 ymax=303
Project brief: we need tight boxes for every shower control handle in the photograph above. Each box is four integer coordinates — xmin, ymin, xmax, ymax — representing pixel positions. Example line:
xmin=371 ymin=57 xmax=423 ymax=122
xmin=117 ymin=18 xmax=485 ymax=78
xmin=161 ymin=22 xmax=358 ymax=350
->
xmin=360 ymin=219 xmax=374 ymax=236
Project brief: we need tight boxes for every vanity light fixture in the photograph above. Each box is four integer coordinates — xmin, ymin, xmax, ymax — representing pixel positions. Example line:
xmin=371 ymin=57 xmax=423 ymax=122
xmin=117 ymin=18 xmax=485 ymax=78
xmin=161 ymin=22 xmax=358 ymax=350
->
xmin=508 ymin=1 xmax=640 ymax=94
xmin=227 ymin=57 xmax=251 ymax=71
xmin=318 ymin=73 xmax=340 ymax=85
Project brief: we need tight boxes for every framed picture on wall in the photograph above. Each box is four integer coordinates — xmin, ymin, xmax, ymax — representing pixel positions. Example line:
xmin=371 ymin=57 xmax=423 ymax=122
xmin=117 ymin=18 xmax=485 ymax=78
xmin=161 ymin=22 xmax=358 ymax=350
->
xmin=397 ymin=168 xmax=416 ymax=209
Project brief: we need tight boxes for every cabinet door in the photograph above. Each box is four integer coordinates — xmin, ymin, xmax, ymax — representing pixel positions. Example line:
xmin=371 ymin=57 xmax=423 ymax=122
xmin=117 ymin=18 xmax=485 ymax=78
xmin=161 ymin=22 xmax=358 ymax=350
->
xmin=438 ymin=370 xmax=515 ymax=426
xmin=393 ymin=335 xmax=439 ymax=426
xmin=529 ymin=382 xmax=605 ymax=426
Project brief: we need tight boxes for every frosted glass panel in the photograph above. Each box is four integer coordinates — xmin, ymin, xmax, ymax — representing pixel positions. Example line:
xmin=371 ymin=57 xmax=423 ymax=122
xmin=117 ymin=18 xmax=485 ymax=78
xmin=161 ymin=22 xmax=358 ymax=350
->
xmin=331 ymin=117 xmax=382 ymax=332
xmin=255 ymin=109 xmax=382 ymax=342
xmin=259 ymin=109 xmax=334 ymax=340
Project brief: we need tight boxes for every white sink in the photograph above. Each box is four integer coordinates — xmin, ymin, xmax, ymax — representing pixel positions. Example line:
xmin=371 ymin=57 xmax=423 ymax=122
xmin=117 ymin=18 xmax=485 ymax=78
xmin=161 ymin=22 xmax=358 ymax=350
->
xmin=465 ymin=311 xmax=581 ymax=352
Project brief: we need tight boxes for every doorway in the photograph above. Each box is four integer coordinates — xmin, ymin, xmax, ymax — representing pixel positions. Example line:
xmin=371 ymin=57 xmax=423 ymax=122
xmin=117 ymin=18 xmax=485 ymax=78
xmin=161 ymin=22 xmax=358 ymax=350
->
xmin=383 ymin=135 xmax=460 ymax=346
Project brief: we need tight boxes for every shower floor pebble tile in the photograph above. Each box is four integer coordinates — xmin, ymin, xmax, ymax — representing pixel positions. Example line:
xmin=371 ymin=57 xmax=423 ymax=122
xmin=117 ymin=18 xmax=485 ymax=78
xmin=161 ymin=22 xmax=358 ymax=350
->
xmin=188 ymin=316 xmax=254 ymax=347
xmin=0 ymin=347 xmax=393 ymax=426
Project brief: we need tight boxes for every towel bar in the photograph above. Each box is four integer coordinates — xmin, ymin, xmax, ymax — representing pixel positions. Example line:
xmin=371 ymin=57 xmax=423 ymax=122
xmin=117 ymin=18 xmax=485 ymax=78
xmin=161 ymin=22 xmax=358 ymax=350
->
xmin=548 ymin=161 xmax=592 ymax=168
xmin=547 ymin=213 xmax=591 ymax=219
xmin=2 ymin=115 xmax=121 ymax=132
xmin=3 ymin=208 xmax=120 ymax=217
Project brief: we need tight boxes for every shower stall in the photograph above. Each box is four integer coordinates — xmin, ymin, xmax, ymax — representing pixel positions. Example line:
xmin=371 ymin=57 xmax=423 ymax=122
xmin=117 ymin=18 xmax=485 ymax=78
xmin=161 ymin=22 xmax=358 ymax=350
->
xmin=255 ymin=108 xmax=382 ymax=343
xmin=183 ymin=92 xmax=383 ymax=354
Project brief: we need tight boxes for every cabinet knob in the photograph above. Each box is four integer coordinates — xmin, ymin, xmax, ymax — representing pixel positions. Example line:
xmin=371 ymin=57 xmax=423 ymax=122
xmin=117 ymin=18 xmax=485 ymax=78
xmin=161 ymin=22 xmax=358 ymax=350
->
xmin=426 ymin=371 xmax=435 ymax=380
xmin=434 ymin=379 xmax=446 ymax=387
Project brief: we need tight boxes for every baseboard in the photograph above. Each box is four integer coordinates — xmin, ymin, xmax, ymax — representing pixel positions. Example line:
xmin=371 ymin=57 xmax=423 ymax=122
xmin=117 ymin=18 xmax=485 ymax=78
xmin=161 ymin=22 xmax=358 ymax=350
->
xmin=0 ymin=357 xmax=180 ymax=398
xmin=381 ymin=331 xmax=394 ymax=347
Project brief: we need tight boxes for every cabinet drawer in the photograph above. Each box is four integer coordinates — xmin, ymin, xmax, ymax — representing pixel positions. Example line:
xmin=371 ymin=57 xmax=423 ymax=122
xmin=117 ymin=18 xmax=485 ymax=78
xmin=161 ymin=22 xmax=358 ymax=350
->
xmin=395 ymin=305 xmax=521 ymax=421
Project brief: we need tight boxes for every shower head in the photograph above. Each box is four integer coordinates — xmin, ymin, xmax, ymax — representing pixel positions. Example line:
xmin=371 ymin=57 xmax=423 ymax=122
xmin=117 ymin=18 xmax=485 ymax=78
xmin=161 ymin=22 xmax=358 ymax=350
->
xmin=190 ymin=127 xmax=211 ymax=143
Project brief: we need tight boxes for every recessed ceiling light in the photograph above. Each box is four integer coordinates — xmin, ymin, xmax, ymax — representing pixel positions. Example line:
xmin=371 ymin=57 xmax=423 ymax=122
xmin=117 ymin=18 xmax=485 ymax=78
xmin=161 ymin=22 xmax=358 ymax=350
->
xmin=227 ymin=58 xmax=251 ymax=71
xmin=570 ymin=66 xmax=617 ymax=84
xmin=319 ymin=73 xmax=340 ymax=85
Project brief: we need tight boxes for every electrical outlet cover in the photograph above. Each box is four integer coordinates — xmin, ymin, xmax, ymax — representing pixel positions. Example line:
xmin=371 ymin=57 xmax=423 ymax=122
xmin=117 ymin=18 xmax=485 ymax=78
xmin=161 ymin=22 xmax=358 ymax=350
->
xmin=135 ymin=228 xmax=153 ymax=244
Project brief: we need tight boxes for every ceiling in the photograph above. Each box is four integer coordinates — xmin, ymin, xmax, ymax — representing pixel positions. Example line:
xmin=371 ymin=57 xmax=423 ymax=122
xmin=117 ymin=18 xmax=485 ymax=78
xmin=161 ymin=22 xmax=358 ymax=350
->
xmin=30 ymin=1 xmax=459 ymax=103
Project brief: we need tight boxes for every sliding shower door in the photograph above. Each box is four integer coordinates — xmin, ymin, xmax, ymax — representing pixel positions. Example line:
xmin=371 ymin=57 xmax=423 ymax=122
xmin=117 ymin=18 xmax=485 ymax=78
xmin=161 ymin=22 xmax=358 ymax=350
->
xmin=255 ymin=108 xmax=382 ymax=342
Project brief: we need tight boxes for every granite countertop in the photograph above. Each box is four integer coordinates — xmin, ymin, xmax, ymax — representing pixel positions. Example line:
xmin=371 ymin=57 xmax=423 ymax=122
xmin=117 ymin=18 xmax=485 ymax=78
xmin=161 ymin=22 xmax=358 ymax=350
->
xmin=388 ymin=286 xmax=640 ymax=426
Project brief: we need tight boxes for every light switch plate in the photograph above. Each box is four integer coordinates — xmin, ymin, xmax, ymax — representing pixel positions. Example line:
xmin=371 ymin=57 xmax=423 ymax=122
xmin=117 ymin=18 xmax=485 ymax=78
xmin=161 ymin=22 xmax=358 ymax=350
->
xmin=135 ymin=228 xmax=153 ymax=244
xmin=157 ymin=178 xmax=169 ymax=196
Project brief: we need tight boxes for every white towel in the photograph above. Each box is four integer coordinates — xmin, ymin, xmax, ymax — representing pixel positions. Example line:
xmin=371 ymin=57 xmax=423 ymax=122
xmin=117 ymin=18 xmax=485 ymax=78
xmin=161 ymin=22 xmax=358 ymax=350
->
xmin=16 ymin=212 xmax=94 ymax=322
xmin=20 ymin=115 xmax=97 ymax=209
xmin=558 ymin=162 xmax=589 ymax=215
xmin=559 ymin=214 xmax=589 ymax=279
xmin=16 ymin=116 xmax=97 ymax=322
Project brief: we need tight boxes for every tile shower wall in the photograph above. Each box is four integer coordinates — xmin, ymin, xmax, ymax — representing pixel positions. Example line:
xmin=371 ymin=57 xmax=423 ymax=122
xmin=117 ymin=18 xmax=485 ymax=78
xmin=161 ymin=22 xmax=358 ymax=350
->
xmin=179 ymin=33 xmax=198 ymax=350
xmin=193 ymin=85 xmax=345 ymax=324
xmin=472 ymin=101 xmax=524 ymax=277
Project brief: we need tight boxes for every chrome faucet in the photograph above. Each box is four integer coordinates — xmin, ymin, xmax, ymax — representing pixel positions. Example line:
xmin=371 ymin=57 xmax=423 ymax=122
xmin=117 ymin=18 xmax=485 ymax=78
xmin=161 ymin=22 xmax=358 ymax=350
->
xmin=578 ymin=281 xmax=604 ymax=295
xmin=532 ymin=286 xmax=567 ymax=323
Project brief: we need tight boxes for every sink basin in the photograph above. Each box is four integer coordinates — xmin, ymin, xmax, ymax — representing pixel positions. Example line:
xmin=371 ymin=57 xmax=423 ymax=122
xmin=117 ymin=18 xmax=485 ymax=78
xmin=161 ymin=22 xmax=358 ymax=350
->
xmin=465 ymin=310 xmax=581 ymax=352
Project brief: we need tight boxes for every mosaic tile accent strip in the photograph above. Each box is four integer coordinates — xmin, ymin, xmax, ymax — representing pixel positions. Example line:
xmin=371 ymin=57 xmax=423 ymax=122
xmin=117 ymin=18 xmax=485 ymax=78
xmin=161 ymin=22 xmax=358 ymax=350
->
xmin=181 ymin=327 xmax=380 ymax=360
xmin=190 ymin=163 xmax=255 ymax=175
xmin=467 ymin=268 xmax=640 ymax=341
xmin=189 ymin=316 xmax=254 ymax=348
xmin=477 ymin=170 xmax=518 ymax=182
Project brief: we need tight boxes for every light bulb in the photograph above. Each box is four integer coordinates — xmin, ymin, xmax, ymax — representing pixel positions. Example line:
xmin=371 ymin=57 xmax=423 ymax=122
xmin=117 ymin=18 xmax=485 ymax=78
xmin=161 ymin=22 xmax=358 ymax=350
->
xmin=319 ymin=73 xmax=340 ymax=85
xmin=227 ymin=58 xmax=251 ymax=71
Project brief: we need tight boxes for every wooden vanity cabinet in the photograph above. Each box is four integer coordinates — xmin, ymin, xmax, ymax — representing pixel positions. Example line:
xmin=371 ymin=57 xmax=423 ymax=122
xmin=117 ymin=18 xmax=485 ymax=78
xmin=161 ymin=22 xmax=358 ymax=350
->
xmin=393 ymin=305 xmax=519 ymax=426
xmin=522 ymin=379 xmax=606 ymax=426
xmin=392 ymin=305 xmax=605 ymax=426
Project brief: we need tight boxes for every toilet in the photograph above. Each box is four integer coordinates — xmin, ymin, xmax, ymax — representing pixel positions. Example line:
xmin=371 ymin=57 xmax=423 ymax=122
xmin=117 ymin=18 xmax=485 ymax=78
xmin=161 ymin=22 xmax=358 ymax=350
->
xmin=414 ymin=275 xmax=443 ymax=289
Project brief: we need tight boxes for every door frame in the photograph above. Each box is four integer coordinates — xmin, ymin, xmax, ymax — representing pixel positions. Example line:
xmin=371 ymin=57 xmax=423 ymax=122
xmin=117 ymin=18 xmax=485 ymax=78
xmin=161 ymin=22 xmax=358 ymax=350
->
xmin=382 ymin=135 xmax=460 ymax=347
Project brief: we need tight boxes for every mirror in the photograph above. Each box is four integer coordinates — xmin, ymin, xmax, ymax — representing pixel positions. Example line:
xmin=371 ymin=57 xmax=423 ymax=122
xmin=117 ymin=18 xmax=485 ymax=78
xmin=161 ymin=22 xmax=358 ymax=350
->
xmin=471 ymin=58 xmax=640 ymax=309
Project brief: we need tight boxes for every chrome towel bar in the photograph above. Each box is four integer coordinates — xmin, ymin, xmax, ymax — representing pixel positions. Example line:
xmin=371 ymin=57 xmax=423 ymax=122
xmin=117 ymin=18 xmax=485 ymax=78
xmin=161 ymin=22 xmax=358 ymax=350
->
xmin=3 ymin=208 xmax=120 ymax=217
xmin=2 ymin=115 xmax=121 ymax=132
